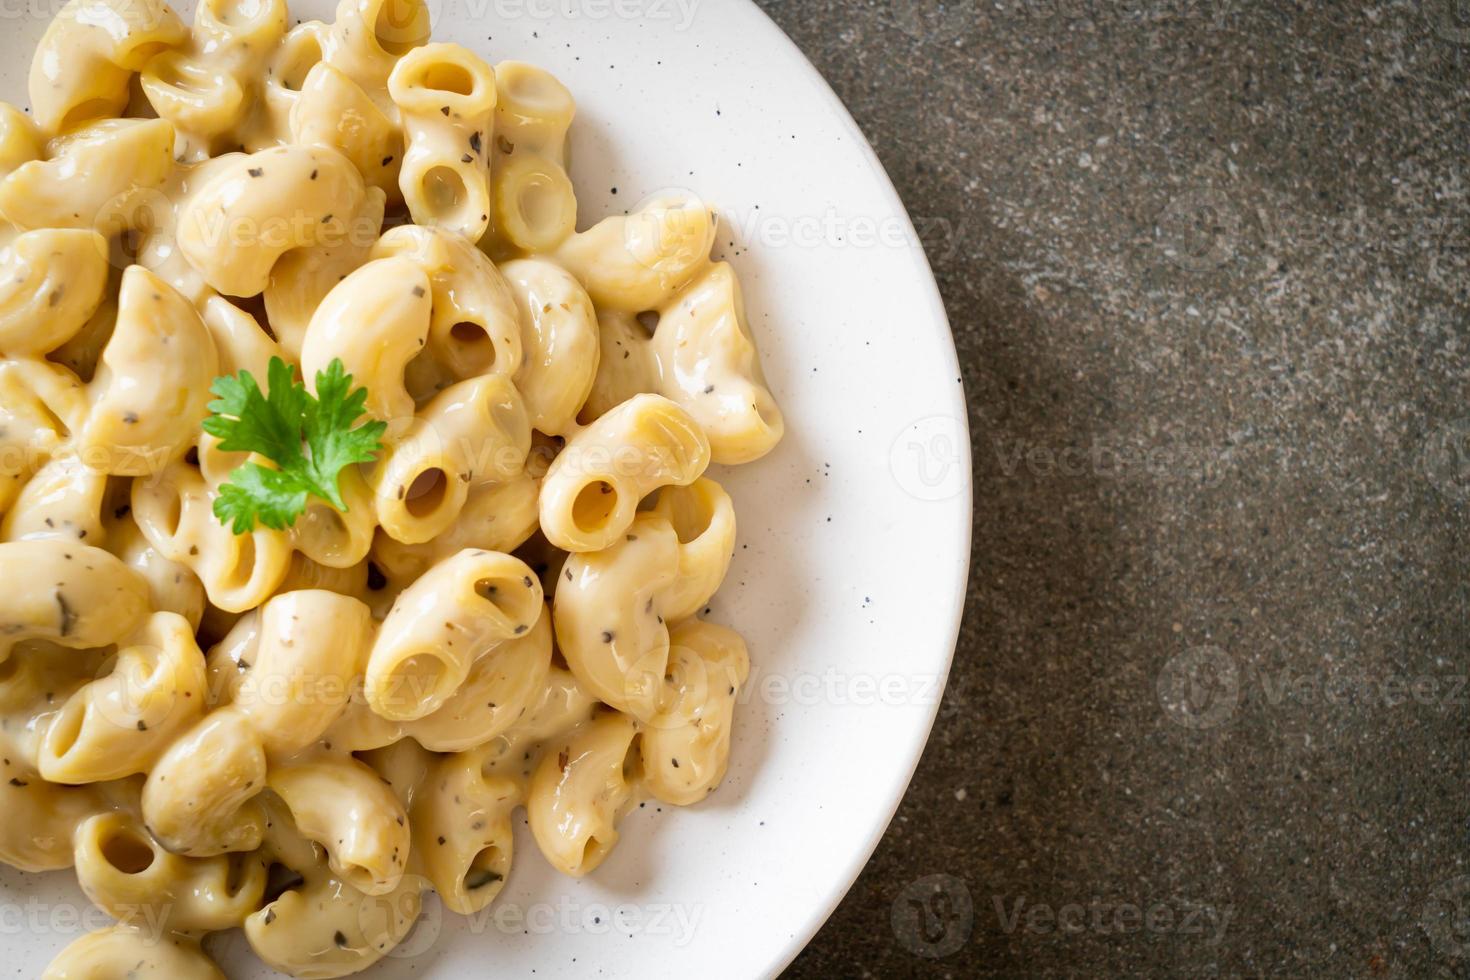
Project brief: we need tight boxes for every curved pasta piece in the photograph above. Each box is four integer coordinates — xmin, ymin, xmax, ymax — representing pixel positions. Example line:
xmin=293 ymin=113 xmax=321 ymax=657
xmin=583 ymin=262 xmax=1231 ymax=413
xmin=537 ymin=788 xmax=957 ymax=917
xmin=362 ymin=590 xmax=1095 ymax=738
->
xmin=116 ymin=154 xmax=236 ymax=305
xmin=526 ymin=711 xmax=642 ymax=877
xmin=0 ymin=102 xmax=42 ymax=178
xmin=142 ymin=707 xmax=267 ymax=856
xmin=199 ymin=0 xmax=291 ymax=73
xmin=0 ymin=358 xmax=87 ymax=513
xmin=553 ymin=193 xmax=715 ymax=312
xmin=641 ymin=619 xmax=750 ymax=805
xmin=579 ymin=309 xmax=658 ymax=423
xmin=141 ymin=54 xmax=245 ymax=157
xmin=194 ymin=429 xmax=250 ymax=489
xmin=357 ymin=735 xmax=434 ymax=807
xmin=318 ymin=687 xmax=402 ymax=753
xmin=27 ymin=0 xmax=187 ymax=135
xmin=373 ymin=223 xmax=523 ymax=384
xmin=42 ymin=925 xmax=223 ymax=980
xmin=0 ymin=772 xmax=101 ymax=872
xmin=131 ymin=458 xmax=293 ymax=612
xmin=1 ymin=454 xmax=109 ymax=544
xmin=243 ymin=789 xmax=427 ymax=978
xmin=553 ymin=493 xmax=733 ymax=722
xmin=553 ymin=514 xmax=677 ymax=720
xmin=244 ymin=863 xmax=423 ymax=979
xmin=322 ymin=0 xmax=431 ymax=96
xmin=233 ymin=590 xmax=373 ymax=753
xmin=501 ymin=257 xmax=599 ymax=436
xmin=0 ymin=229 xmax=109 ymax=357
xmin=105 ymin=511 xmax=206 ymax=630
xmin=290 ymin=463 xmax=378 ymax=569
xmin=478 ymin=665 xmax=599 ymax=780
xmin=274 ymin=554 xmax=364 ymax=600
xmin=389 ymin=43 xmax=496 ymax=240
xmin=651 ymin=262 xmax=784 ymax=464
xmin=176 ymin=144 xmax=366 ymax=297
xmin=201 ymin=607 xmax=258 ymax=709
xmin=366 ymin=548 xmax=543 ymax=721
xmin=272 ymin=553 xmax=369 ymax=598
xmin=291 ymin=62 xmax=402 ymax=199
xmin=482 ymin=62 xmax=576 ymax=259
xmin=369 ymin=471 xmax=539 ymax=588
xmin=258 ymin=20 xmax=330 ymax=148
xmin=0 ymin=540 xmax=150 ymax=662
xmin=265 ymin=186 xmax=386 ymax=361
xmin=539 ymin=393 xmax=710 ymax=553
xmin=385 ymin=472 xmax=539 ymax=577
xmin=80 ymin=266 xmax=219 ymax=476
xmin=370 ymin=373 xmax=530 ymax=545
xmin=649 ymin=477 xmax=737 ymax=621
xmin=140 ymin=0 xmax=288 ymax=158
xmin=0 ymin=640 xmax=107 ymax=770
xmin=0 ymin=118 xmax=176 ymax=231
xmin=413 ymin=745 xmax=519 ymax=913
xmin=299 ymin=255 xmax=431 ymax=422
xmin=491 ymin=151 xmax=577 ymax=255
xmin=200 ymin=294 xmax=285 ymax=379
xmin=0 ymin=358 xmax=86 ymax=457
xmin=268 ymin=753 xmax=410 ymax=895
xmin=39 ymin=611 xmax=208 ymax=783
xmin=406 ymin=609 xmax=552 ymax=752
xmin=45 ymin=276 xmax=117 ymax=384
xmin=74 ymin=809 xmax=267 ymax=930
xmin=492 ymin=62 xmax=574 ymax=162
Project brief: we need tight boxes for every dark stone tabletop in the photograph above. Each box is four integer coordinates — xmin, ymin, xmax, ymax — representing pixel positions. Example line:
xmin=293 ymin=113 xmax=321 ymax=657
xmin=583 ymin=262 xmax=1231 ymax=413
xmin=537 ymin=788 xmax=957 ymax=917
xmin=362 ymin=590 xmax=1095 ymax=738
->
xmin=757 ymin=1 xmax=1470 ymax=976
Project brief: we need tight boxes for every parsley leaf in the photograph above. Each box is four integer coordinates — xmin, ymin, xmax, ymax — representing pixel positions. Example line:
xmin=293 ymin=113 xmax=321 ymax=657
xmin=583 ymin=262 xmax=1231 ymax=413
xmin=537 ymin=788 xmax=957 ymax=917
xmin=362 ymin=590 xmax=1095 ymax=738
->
xmin=202 ymin=357 xmax=386 ymax=534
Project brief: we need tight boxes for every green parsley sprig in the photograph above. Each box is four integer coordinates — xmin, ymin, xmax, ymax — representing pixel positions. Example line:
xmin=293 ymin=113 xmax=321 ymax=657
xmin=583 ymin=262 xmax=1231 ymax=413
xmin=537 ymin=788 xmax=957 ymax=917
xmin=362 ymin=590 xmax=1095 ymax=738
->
xmin=202 ymin=357 xmax=386 ymax=534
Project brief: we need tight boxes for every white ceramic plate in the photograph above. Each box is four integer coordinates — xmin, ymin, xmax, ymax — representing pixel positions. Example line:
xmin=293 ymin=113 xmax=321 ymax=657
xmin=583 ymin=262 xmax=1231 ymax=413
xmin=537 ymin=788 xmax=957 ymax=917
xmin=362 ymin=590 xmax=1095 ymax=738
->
xmin=0 ymin=1 xmax=971 ymax=976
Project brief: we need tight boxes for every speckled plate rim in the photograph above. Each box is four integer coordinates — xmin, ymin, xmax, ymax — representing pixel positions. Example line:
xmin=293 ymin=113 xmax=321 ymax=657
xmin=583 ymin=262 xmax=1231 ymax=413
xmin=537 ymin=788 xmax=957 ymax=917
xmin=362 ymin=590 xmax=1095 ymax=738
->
xmin=734 ymin=4 xmax=973 ymax=973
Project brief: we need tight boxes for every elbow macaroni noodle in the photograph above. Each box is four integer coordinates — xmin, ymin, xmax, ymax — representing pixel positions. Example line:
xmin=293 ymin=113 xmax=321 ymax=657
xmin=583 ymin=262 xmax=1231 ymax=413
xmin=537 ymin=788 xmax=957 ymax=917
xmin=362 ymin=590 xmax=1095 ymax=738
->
xmin=1 ymin=0 xmax=782 ymax=974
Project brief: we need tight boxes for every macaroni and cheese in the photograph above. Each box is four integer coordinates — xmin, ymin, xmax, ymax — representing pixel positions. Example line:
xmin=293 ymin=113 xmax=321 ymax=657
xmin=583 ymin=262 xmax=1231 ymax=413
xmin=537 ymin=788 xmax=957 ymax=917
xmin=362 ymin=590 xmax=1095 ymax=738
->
xmin=0 ymin=0 xmax=784 ymax=975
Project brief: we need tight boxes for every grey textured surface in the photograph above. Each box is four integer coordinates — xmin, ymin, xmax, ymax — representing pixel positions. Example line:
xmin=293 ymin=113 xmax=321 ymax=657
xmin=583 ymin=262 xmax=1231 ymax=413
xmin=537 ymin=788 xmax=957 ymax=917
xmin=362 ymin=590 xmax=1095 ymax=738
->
xmin=757 ymin=0 xmax=1470 ymax=976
